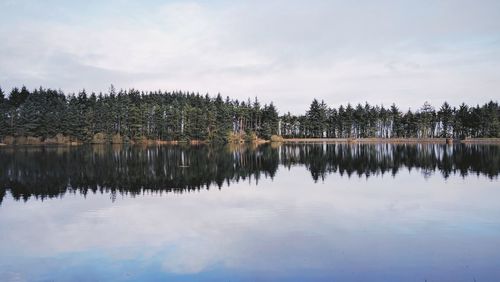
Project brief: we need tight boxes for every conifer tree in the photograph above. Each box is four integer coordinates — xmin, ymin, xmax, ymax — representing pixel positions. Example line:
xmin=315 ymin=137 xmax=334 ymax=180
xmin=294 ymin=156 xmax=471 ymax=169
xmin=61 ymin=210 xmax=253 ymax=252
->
xmin=0 ymin=85 xmax=498 ymax=143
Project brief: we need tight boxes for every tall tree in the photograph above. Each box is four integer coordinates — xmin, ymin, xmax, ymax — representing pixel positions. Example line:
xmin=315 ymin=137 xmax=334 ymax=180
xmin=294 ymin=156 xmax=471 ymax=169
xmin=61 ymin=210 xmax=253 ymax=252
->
xmin=438 ymin=102 xmax=453 ymax=138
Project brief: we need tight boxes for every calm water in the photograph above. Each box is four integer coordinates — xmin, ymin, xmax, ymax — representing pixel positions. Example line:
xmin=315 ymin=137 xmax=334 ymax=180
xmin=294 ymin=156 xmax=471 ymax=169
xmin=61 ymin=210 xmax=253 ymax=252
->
xmin=0 ymin=144 xmax=499 ymax=282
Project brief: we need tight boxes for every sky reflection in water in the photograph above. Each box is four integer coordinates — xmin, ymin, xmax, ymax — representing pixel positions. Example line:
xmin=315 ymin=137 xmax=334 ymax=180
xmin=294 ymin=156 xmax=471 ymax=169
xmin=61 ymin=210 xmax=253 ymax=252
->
xmin=0 ymin=144 xmax=499 ymax=281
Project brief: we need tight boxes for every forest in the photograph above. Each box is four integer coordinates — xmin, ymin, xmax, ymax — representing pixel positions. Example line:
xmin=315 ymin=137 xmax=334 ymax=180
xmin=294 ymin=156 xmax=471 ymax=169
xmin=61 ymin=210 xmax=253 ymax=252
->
xmin=0 ymin=85 xmax=498 ymax=144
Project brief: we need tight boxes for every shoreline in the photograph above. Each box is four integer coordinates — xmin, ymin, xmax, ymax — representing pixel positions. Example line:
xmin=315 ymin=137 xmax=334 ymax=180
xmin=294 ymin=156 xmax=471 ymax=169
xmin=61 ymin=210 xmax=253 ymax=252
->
xmin=1 ymin=138 xmax=500 ymax=147
xmin=282 ymin=138 xmax=500 ymax=144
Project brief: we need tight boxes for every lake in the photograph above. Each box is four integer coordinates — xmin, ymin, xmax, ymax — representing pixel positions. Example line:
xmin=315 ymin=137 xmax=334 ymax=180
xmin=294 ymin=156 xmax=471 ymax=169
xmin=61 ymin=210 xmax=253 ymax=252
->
xmin=0 ymin=143 xmax=499 ymax=281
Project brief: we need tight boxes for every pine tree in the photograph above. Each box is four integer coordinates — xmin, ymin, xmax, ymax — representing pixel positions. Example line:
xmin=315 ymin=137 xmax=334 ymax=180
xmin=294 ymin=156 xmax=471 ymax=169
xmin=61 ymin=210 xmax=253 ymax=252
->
xmin=306 ymin=99 xmax=327 ymax=137
xmin=0 ymin=87 xmax=4 ymax=103
xmin=484 ymin=101 xmax=499 ymax=137
xmin=9 ymin=86 xmax=29 ymax=108
xmin=418 ymin=102 xmax=436 ymax=138
xmin=0 ymin=87 xmax=7 ymax=138
xmin=438 ymin=102 xmax=453 ymax=138
xmin=18 ymin=90 xmax=42 ymax=136
xmin=0 ymin=85 xmax=497 ymax=142
xmin=390 ymin=104 xmax=403 ymax=138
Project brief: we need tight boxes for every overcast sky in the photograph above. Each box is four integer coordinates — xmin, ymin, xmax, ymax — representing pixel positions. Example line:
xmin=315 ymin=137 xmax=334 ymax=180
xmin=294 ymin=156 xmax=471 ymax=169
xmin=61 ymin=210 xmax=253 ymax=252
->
xmin=0 ymin=0 xmax=499 ymax=113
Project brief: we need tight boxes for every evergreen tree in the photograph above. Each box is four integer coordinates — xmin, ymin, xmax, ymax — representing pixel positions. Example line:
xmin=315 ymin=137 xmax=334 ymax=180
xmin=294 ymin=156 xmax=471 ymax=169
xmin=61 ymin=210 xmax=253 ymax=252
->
xmin=418 ymin=102 xmax=436 ymax=138
xmin=0 ymin=88 xmax=7 ymax=138
xmin=261 ymin=103 xmax=279 ymax=139
xmin=438 ymin=102 xmax=453 ymax=138
xmin=0 ymin=87 xmax=4 ymax=103
xmin=306 ymin=99 xmax=327 ymax=137
xmin=454 ymin=103 xmax=470 ymax=139
xmin=0 ymin=85 xmax=497 ymax=142
xmin=390 ymin=104 xmax=403 ymax=138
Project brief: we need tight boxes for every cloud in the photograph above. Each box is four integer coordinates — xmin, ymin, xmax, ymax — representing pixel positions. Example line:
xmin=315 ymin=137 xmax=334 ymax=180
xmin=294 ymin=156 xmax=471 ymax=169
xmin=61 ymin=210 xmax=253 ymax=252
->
xmin=0 ymin=0 xmax=499 ymax=113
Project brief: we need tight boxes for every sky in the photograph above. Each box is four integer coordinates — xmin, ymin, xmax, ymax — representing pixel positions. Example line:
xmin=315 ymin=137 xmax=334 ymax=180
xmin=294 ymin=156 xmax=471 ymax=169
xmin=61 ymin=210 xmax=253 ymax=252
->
xmin=0 ymin=0 xmax=499 ymax=114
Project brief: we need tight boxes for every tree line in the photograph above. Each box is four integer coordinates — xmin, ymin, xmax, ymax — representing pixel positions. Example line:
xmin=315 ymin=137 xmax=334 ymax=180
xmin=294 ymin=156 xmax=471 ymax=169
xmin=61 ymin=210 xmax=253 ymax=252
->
xmin=0 ymin=85 xmax=498 ymax=143
xmin=282 ymin=99 xmax=499 ymax=139
xmin=0 ymin=86 xmax=279 ymax=143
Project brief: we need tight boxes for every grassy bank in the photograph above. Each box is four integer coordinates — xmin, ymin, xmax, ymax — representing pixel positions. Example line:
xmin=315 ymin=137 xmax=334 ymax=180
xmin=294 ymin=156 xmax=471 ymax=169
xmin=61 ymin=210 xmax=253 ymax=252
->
xmin=2 ymin=135 xmax=500 ymax=146
xmin=0 ymin=133 xmax=274 ymax=146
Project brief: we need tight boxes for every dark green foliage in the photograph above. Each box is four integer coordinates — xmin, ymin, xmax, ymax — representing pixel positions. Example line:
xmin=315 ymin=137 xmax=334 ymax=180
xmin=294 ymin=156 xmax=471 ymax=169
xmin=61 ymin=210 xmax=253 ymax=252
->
xmin=8 ymin=86 xmax=30 ymax=108
xmin=306 ymin=99 xmax=327 ymax=137
xmin=260 ymin=103 xmax=279 ymax=139
xmin=0 ymin=87 xmax=7 ymax=138
xmin=390 ymin=104 xmax=404 ymax=138
xmin=283 ymin=99 xmax=499 ymax=139
xmin=0 ymin=85 xmax=498 ymax=142
xmin=0 ymin=86 xmax=281 ymax=142
xmin=438 ymin=102 xmax=453 ymax=138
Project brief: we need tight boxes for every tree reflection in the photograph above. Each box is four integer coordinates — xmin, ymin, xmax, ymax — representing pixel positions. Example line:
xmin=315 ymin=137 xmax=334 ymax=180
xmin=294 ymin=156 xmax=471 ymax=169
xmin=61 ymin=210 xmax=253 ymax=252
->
xmin=279 ymin=143 xmax=499 ymax=181
xmin=0 ymin=143 xmax=498 ymax=204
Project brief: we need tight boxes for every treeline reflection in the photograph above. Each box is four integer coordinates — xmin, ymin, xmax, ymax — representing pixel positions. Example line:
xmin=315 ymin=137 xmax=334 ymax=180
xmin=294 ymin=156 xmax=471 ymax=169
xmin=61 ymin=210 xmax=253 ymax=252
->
xmin=0 ymin=143 xmax=498 ymax=203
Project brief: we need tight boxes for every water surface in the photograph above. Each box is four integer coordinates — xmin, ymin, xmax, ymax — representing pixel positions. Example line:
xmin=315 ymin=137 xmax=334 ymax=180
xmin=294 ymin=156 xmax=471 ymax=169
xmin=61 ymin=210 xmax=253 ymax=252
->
xmin=0 ymin=144 xmax=499 ymax=281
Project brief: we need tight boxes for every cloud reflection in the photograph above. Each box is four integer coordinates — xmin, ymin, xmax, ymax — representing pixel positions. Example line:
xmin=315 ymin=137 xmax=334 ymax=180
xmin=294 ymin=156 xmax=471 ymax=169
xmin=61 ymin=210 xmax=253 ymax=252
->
xmin=1 ymin=167 xmax=499 ymax=281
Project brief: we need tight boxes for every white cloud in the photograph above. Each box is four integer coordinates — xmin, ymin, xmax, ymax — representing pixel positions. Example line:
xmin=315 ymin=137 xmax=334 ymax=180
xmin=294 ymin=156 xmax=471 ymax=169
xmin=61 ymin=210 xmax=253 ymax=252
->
xmin=0 ymin=0 xmax=499 ymax=113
